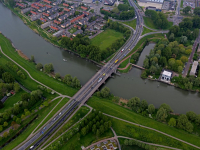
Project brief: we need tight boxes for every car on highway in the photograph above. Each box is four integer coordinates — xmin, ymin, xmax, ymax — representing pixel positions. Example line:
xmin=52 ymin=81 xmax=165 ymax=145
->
xmin=121 ymin=49 xmax=124 ymax=52
xmin=115 ymin=59 xmax=119 ymax=63
xmin=30 ymin=145 xmax=34 ymax=149
xmin=59 ymin=112 xmax=62 ymax=115
xmin=98 ymin=78 xmax=102 ymax=83
xmin=103 ymin=73 xmax=105 ymax=76
xmin=128 ymin=49 xmax=130 ymax=51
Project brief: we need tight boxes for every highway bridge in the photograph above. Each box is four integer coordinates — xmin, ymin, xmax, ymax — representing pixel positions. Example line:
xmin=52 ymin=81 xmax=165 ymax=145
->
xmin=18 ymin=1 xmax=144 ymax=149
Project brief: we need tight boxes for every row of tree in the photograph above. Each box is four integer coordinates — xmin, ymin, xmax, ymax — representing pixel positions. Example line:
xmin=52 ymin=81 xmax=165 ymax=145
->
xmin=145 ymin=10 xmax=169 ymax=29
xmin=6 ymin=62 xmax=26 ymax=79
xmin=123 ymin=139 xmax=156 ymax=150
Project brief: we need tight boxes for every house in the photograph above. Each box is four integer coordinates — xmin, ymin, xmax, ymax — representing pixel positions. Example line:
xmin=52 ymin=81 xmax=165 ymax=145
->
xmin=77 ymin=25 xmax=81 ymax=30
xmin=161 ymin=70 xmax=172 ymax=82
xmin=64 ymin=8 xmax=70 ymax=12
xmin=43 ymin=12 xmax=50 ymax=17
xmin=47 ymin=6 xmax=59 ymax=14
xmin=16 ymin=3 xmax=26 ymax=8
xmin=38 ymin=6 xmax=48 ymax=12
xmin=94 ymin=25 xmax=101 ymax=30
xmin=78 ymin=18 xmax=87 ymax=25
xmin=53 ymin=0 xmax=62 ymax=5
xmin=53 ymin=30 xmax=64 ymax=37
xmin=50 ymin=26 xmax=59 ymax=31
xmin=43 ymin=0 xmax=51 ymax=4
xmin=46 ymin=5 xmax=52 ymax=8
xmin=146 ymin=6 xmax=157 ymax=11
xmin=31 ymin=14 xmax=40 ymax=21
xmin=190 ymin=61 xmax=198 ymax=76
xmin=54 ymin=20 xmax=61 ymax=24
xmin=70 ymin=14 xmax=84 ymax=23
xmin=83 ymin=11 xmax=89 ymax=16
xmin=30 ymin=10 xmax=37 ymax=15
xmin=81 ymin=6 xmax=88 ymax=11
xmin=73 ymin=30 xmax=83 ymax=37
xmin=70 ymin=3 xmax=79 ymax=9
xmin=40 ymin=17 xmax=47 ymax=22
xmin=63 ymin=3 xmax=69 ymax=7
xmin=58 ymin=14 xmax=68 ymax=21
xmin=48 ymin=13 xmax=59 ymax=20
xmin=102 ymin=9 xmax=111 ymax=13
xmin=31 ymin=3 xmax=39 ymax=9
xmin=104 ymin=0 xmax=116 ymax=5
xmin=35 ymin=3 xmax=44 ymax=7
xmin=61 ymin=21 xmax=71 ymax=28
xmin=59 ymin=11 xmax=64 ymax=16
xmin=41 ymin=21 xmax=51 ymax=29
xmin=21 ymin=8 xmax=31 ymax=14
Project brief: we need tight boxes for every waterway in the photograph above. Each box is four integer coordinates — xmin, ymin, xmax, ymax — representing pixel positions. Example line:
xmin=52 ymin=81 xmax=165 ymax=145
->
xmin=0 ymin=3 xmax=200 ymax=114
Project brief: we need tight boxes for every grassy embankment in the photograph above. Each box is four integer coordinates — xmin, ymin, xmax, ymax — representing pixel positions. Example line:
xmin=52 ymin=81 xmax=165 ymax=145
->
xmin=91 ymin=29 xmax=124 ymax=51
xmin=181 ymin=0 xmax=183 ymax=8
xmin=42 ymin=106 xmax=91 ymax=148
xmin=143 ymin=17 xmax=173 ymax=30
xmin=87 ymin=97 xmax=200 ymax=149
xmin=119 ymin=58 xmax=130 ymax=68
xmin=34 ymin=97 xmax=69 ymax=133
xmin=123 ymin=19 xmax=137 ymax=29
xmin=0 ymin=33 xmax=78 ymax=96
xmin=2 ymin=97 xmax=62 ymax=150
xmin=142 ymin=26 xmax=154 ymax=35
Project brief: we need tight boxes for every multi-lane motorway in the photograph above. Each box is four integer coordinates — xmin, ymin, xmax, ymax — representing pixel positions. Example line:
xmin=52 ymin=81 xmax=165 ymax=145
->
xmin=18 ymin=1 xmax=144 ymax=150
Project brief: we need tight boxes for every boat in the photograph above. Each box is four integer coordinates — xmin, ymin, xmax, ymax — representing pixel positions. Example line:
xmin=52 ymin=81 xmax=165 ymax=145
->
xmin=63 ymin=59 xmax=67 ymax=61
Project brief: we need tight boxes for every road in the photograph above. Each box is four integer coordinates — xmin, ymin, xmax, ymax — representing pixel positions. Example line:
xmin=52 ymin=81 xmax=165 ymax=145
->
xmin=182 ymin=30 xmax=200 ymax=77
xmin=173 ymin=0 xmax=183 ymax=25
xmin=17 ymin=1 xmax=144 ymax=149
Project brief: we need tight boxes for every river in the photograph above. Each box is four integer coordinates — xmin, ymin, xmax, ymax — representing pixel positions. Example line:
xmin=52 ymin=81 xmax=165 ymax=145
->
xmin=0 ymin=3 xmax=199 ymax=114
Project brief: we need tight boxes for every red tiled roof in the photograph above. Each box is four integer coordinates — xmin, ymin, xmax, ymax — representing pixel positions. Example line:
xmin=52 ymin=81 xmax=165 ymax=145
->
xmin=77 ymin=25 xmax=81 ymax=29
xmin=31 ymin=4 xmax=40 ymax=9
xmin=81 ymin=6 xmax=87 ymax=10
xmin=62 ymin=35 xmax=66 ymax=37
xmin=30 ymin=11 xmax=37 ymax=15
xmin=64 ymin=8 xmax=70 ymax=12
xmin=43 ymin=12 xmax=49 ymax=16
xmin=59 ymin=11 xmax=64 ymax=15
xmin=43 ymin=0 xmax=51 ymax=4
xmin=102 ymin=9 xmax=110 ymax=13
xmin=46 ymin=4 xmax=52 ymax=8
xmin=50 ymin=26 xmax=58 ymax=30
xmin=54 ymin=20 xmax=61 ymax=24
xmin=17 ymin=3 xmax=25 ymax=8
xmin=83 ymin=11 xmax=89 ymax=15
xmin=70 ymin=14 xmax=84 ymax=23
xmin=63 ymin=3 xmax=69 ymax=7
xmin=40 ymin=18 xmax=46 ymax=22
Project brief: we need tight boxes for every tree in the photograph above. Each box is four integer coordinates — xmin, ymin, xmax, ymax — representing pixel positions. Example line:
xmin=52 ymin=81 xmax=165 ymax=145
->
xmin=9 ymin=128 xmax=14 ymax=135
xmin=0 ymin=101 xmax=4 ymax=109
xmin=183 ymin=6 xmax=191 ymax=14
xmin=96 ymin=129 xmax=100 ymax=139
xmin=192 ymin=16 xmax=200 ymax=28
xmin=159 ymin=103 xmax=173 ymax=114
xmin=186 ymin=111 xmax=197 ymax=122
xmin=7 ymin=0 xmax=16 ymax=7
xmin=159 ymin=57 xmax=167 ymax=67
xmin=3 ymin=132 xmax=8 ymax=138
xmin=180 ymin=56 xmax=188 ymax=63
xmin=81 ymin=127 xmax=86 ymax=136
xmin=156 ymin=107 xmax=168 ymax=122
xmin=148 ymin=104 xmax=155 ymax=114
xmin=55 ymin=73 xmax=61 ymax=79
xmin=194 ymin=7 xmax=200 ymax=16
xmin=178 ymin=66 xmax=183 ymax=74
xmin=168 ymin=58 xmax=175 ymax=68
xmin=63 ymin=74 xmax=72 ymax=85
xmin=2 ymin=72 xmax=14 ymax=83
xmin=177 ymin=114 xmax=193 ymax=132
xmin=77 ymin=133 xmax=80 ymax=140
xmin=168 ymin=118 xmax=176 ymax=127
xmin=196 ymin=114 xmax=200 ymax=125
xmin=118 ymin=4 xmax=129 ymax=11
xmin=124 ymin=139 xmax=129 ymax=145
xmin=149 ymin=65 xmax=157 ymax=73
xmin=92 ymin=124 xmax=97 ymax=134
xmin=14 ymin=83 xmax=20 ymax=92
xmin=3 ymin=121 xmax=8 ymax=127
xmin=21 ymin=93 xmax=30 ymax=101
xmin=0 ymin=125 xmax=3 ymax=132
xmin=140 ymin=100 xmax=148 ymax=111
xmin=30 ymin=55 xmax=35 ymax=62
xmin=169 ymin=33 xmax=175 ymax=41
xmin=101 ymin=87 xmax=110 ymax=98
xmin=36 ymin=63 xmax=43 ymax=71
xmin=113 ymin=96 xmax=120 ymax=103
xmin=185 ymin=49 xmax=192 ymax=55
xmin=180 ymin=36 xmax=187 ymax=44
xmin=3 ymin=112 xmax=10 ymax=120
xmin=100 ymin=125 xmax=104 ymax=134
xmin=44 ymin=63 xmax=54 ymax=73
xmin=143 ymin=58 xmax=149 ymax=68
xmin=128 ymin=97 xmax=140 ymax=110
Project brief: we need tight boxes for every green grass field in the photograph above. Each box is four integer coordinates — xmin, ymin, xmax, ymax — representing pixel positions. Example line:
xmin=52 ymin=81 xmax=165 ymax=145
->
xmin=68 ymin=28 xmax=77 ymax=34
xmin=2 ymin=97 xmax=62 ymax=150
xmin=0 ymin=90 xmax=27 ymax=113
xmin=34 ymin=97 xmax=69 ymax=132
xmin=0 ymin=33 xmax=78 ymax=96
xmin=119 ymin=58 xmax=130 ymax=68
xmin=118 ymin=64 xmax=132 ymax=73
xmin=87 ymin=97 xmax=200 ymax=148
xmin=123 ymin=19 xmax=137 ymax=29
xmin=142 ymin=26 xmax=154 ymax=35
xmin=91 ymin=29 xmax=123 ymax=51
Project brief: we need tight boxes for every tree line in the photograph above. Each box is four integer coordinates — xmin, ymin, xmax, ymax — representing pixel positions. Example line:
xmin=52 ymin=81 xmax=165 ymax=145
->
xmin=100 ymin=4 xmax=135 ymax=20
xmin=60 ymin=21 xmax=130 ymax=62
xmin=145 ymin=10 xmax=169 ymax=29
xmin=142 ymin=39 xmax=192 ymax=78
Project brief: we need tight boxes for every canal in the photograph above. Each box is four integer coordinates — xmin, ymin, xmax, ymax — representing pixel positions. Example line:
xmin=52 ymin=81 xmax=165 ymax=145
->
xmin=0 ymin=3 xmax=200 ymax=114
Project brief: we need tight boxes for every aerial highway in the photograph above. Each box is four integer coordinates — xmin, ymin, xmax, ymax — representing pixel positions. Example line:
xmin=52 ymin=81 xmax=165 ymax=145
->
xmin=18 ymin=1 xmax=144 ymax=149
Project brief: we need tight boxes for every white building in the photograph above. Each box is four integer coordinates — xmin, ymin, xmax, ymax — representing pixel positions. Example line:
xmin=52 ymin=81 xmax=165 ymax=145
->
xmin=190 ymin=61 xmax=198 ymax=76
xmin=41 ymin=21 xmax=51 ymax=29
xmin=161 ymin=70 xmax=172 ymax=82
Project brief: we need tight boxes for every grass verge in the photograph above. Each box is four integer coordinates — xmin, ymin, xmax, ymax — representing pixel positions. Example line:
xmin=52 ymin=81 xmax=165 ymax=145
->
xmin=87 ymin=97 xmax=200 ymax=147
xmin=119 ymin=58 xmax=130 ymax=68
xmin=142 ymin=26 xmax=154 ymax=35
xmin=123 ymin=19 xmax=137 ymax=29
xmin=118 ymin=64 xmax=131 ymax=73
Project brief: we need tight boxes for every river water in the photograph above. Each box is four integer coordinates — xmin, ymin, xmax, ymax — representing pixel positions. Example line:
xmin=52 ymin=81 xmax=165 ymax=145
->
xmin=0 ymin=3 xmax=200 ymax=114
